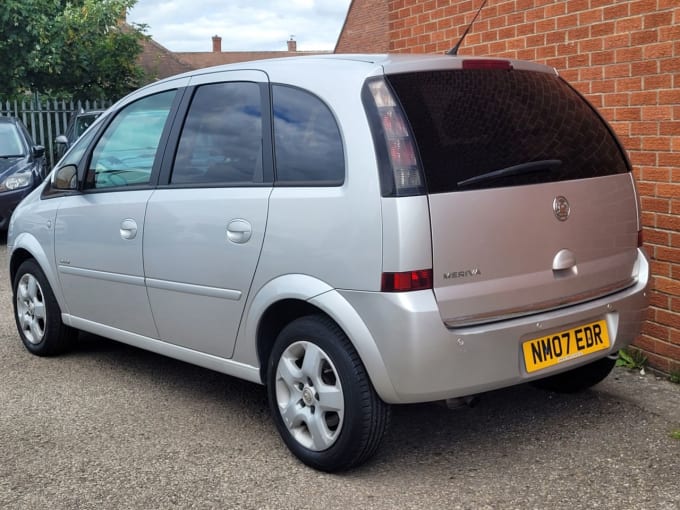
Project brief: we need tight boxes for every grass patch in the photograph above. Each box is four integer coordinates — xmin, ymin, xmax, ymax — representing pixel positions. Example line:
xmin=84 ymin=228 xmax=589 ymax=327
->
xmin=671 ymin=430 xmax=680 ymax=440
xmin=670 ymin=371 xmax=680 ymax=385
xmin=616 ymin=348 xmax=647 ymax=371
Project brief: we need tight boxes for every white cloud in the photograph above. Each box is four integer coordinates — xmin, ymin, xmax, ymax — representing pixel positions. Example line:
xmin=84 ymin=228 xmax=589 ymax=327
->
xmin=128 ymin=0 xmax=352 ymax=52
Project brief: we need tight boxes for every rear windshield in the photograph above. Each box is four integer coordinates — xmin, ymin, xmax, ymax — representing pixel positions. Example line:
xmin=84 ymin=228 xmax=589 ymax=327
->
xmin=387 ymin=70 xmax=630 ymax=193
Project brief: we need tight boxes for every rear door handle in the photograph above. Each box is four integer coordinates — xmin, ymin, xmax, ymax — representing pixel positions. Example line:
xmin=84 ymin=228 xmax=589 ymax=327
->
xmin=227 ymin=219 xmax=252 ymax=244
xmin=120 ymin=219 xmax=138 ymax=240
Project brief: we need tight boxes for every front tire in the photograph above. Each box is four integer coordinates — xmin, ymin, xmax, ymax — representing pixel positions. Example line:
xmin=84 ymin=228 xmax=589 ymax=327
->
xmin=530 ymin=354 xmax=617 ymax=393
xmin=267 ymin=315 xmax=390 ymax=472
xmin=13 ymin=259 xmax=76 ymax=356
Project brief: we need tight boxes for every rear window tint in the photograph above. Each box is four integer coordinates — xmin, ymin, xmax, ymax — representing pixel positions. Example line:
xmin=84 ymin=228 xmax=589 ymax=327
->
xmin=387 ymin=70 xmax=629 ymax=193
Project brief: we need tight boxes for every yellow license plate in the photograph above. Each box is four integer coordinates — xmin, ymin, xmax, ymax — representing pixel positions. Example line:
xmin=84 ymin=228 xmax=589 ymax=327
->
xmin=522 ymin=319 xmax=610 ymax=373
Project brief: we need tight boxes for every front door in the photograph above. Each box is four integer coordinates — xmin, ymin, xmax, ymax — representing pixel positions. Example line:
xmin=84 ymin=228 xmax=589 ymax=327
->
xmin=54 ymin=90 xmax=178 ymax=338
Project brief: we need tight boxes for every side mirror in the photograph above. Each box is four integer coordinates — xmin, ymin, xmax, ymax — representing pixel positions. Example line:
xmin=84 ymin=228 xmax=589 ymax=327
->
xmin=31 ymin=145 xmax=45 ymax=158
xmin=53 ymin=164 xmax=78 ymax=190
xmin=55 ymin=135 xmax=69 ymax=145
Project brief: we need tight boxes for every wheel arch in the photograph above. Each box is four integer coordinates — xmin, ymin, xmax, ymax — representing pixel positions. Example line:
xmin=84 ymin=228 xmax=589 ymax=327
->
xmin=237 ymin=274 xmax=398 ymax=402
xmin=9 ymin=233 xmax=69 ymax=315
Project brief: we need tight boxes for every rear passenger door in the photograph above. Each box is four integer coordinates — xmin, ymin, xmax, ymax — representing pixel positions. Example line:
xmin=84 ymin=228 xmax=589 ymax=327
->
xmin=143 ymin=71 xmax=272 ymax=358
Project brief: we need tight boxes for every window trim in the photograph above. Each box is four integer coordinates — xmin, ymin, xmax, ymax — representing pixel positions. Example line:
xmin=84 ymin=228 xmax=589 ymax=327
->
xmin=157 ymin=81 xmax=274 ymax=189
xmin=80 ymin=89 xmax=184 ymax=194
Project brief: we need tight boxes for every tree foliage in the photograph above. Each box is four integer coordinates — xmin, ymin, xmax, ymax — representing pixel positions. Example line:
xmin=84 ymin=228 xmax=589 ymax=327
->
xmin=0 ymin=0 xmax=148 ymax=99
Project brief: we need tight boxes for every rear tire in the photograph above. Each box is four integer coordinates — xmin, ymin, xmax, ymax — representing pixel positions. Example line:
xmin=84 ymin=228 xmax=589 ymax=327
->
xmin=530 ymin=354 xmax=617 ymax=393
xmin=13 ymin=259 xmax=76 ymax=356
xmin=267 ymin=315 xmax=390 ymax=472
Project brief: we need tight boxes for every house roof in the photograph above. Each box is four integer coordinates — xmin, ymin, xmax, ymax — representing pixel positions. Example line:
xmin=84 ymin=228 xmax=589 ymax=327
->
xmin=138 ymin=37 xmax=194 ymax=81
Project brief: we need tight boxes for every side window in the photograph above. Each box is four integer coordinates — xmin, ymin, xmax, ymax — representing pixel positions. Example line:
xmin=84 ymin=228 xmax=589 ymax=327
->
xmin=86 ymin=90 xmax=175 ymax=189
xmin=171 ymin=82 xmax=263 ymax=185
xmin=273 ymin=85 xmax=344 ymax=185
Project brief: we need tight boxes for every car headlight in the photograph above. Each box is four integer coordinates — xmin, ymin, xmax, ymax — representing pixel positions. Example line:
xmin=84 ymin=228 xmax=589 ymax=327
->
xmin=1 ymin=172 xmax=33 ymax=191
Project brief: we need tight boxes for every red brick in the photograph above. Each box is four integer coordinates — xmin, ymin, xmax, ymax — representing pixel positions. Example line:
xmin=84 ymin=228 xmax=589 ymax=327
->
xmin=604 ymin=63 xmax=630 ymax=79
xmin=578 ymin=9 xmax=603 ymax=25
xmin=643 ymin=74 xmax=673 ymax=90
xmin=660 ymin=58 xmax=680 ymax=73
xmin=631 ymin=60 xmax=658 ymax=75
xmin=643 ymin=11 xmax=673 ymax=29
xmin=631 ymin=29 xmax=660 ymax=46
xmin=635 ymin=334 xmax=661 ymax=352
xmin=630 ymin=121 xmax=659 ymax=136
xmin=616 ymin=16 xmax=644 ymax=33
xmin=557 ymin=13 xmax=579 ymax=29
xmin=642 ymin=197 xmax=670 ymax=213
xmin=591 ymin=21 xmax=616 ymax=37
xmin=655 ymin=341 xmax=680 ymax=360
xmin=644 ymin=229 xmax=669 ymax=246
xmin=671 ymin=328 xmax=680 ymax=346
xmin=567 ymin=0 xmax=590 ymax=14
xmin=643 ymin=42 xmax=674 ymax=60
xmin=630 ymin=0 xmax=660 ymax=15
xmin=603 ymin=3 xmax=630 ymax=19
xmin=656 ymin=214 xmax=680 ymax=232
xmin=616 ymin=77 xmax=643 ymax=92
xmin=642 ymin=106 xmax=673 ymax=122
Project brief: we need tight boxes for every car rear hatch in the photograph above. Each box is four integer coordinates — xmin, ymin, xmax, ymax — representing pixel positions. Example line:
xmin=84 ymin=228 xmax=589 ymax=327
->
xmin=385 ymin=60 xmax=641 ymax=327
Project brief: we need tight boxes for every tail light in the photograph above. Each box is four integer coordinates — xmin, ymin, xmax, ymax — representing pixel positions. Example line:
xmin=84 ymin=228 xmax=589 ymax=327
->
xmin=364 ymin=79 xmax=426 ymax=197
xmin=381 ymin=270 xmax=433 ymax=292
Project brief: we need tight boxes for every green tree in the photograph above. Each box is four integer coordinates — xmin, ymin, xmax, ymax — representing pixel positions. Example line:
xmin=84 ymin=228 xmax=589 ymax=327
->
xmin=0 ymin=0 xmax=147 ymax=99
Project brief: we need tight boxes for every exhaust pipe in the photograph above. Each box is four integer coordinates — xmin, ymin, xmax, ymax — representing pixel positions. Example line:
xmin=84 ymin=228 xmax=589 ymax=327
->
xmin=443 ymin=395 xmax=480 ymax=410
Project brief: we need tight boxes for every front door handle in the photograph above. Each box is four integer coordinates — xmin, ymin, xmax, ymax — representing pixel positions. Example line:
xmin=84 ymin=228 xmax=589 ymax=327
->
xmin=120 ymin=219 xmax=138 ymax=240
xmin=227 ymin=219 xmax=252 ymax=244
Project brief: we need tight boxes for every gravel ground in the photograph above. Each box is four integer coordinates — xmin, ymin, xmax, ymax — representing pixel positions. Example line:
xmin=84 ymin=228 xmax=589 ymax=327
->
xmin=0 ymin=235 xmax=678 ymax=509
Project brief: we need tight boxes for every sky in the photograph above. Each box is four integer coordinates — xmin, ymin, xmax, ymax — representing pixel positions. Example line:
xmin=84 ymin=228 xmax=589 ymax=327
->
xmin=127 ymin=0 xmax=353 ymax=52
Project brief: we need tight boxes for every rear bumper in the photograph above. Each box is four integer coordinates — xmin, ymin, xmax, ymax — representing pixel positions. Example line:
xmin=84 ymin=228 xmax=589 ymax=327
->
xmin=335 ymin=249 xmax=649 ymax=404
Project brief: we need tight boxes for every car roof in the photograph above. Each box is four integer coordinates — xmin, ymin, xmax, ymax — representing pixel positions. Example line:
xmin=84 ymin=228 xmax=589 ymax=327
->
xmin=139 ymin=53 xmax=556 ymax=91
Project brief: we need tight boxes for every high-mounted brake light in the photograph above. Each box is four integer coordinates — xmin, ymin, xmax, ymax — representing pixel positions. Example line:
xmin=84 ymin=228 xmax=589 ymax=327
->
xmin=381 ymin=270 xmax=433 ymax=292
xmin=367 ymin=79 xmax=425 ymax=196
xmin=462 ymin=59 xmax=513 ymax=70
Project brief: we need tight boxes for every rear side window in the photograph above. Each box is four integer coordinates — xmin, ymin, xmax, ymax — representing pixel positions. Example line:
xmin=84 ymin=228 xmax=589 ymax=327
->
xmin=387 ymin=70 xmax=630 ymax=193
xmin=273 ymin=85 xmax=344 ymax=185
xmin=172 ymin=82 xmax=263 ymax=185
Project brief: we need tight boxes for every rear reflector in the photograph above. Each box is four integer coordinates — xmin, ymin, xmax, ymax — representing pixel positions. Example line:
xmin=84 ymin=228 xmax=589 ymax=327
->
xmin=462 ymin=59 xmax=512 ymax=70
xmin=381 ymin=270 xmax=433 ymax=292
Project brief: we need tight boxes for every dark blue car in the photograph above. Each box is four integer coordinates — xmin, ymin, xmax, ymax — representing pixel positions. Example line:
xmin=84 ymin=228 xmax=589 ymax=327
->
xmin=0 ymin=116 xmax=47 ymax=229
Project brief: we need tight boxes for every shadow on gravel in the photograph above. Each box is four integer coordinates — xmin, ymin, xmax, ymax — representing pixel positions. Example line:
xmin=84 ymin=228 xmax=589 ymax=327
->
xmin=64 ymin=331 xmax=635 ymax=475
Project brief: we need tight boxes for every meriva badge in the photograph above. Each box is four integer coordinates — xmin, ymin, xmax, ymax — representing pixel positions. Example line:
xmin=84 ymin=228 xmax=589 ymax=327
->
xmin=553 ymin=196 xmax=570 ymax=221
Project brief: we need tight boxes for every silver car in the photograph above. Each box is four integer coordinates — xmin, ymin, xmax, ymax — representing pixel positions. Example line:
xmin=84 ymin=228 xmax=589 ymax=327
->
xmin=7 ymin=54 xmax=649 ymax=471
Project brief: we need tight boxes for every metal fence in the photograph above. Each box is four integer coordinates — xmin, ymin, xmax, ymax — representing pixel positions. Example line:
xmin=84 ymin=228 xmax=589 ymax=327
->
xmin=0 ymin=95 xmax=112 ymax=168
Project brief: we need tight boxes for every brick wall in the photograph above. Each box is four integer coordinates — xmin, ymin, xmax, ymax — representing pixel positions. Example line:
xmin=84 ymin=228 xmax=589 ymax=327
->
xmin=385 ymin=0 xmax=680 ymax=373
xmin=336 ymin=0 xmax=389 ymax=52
